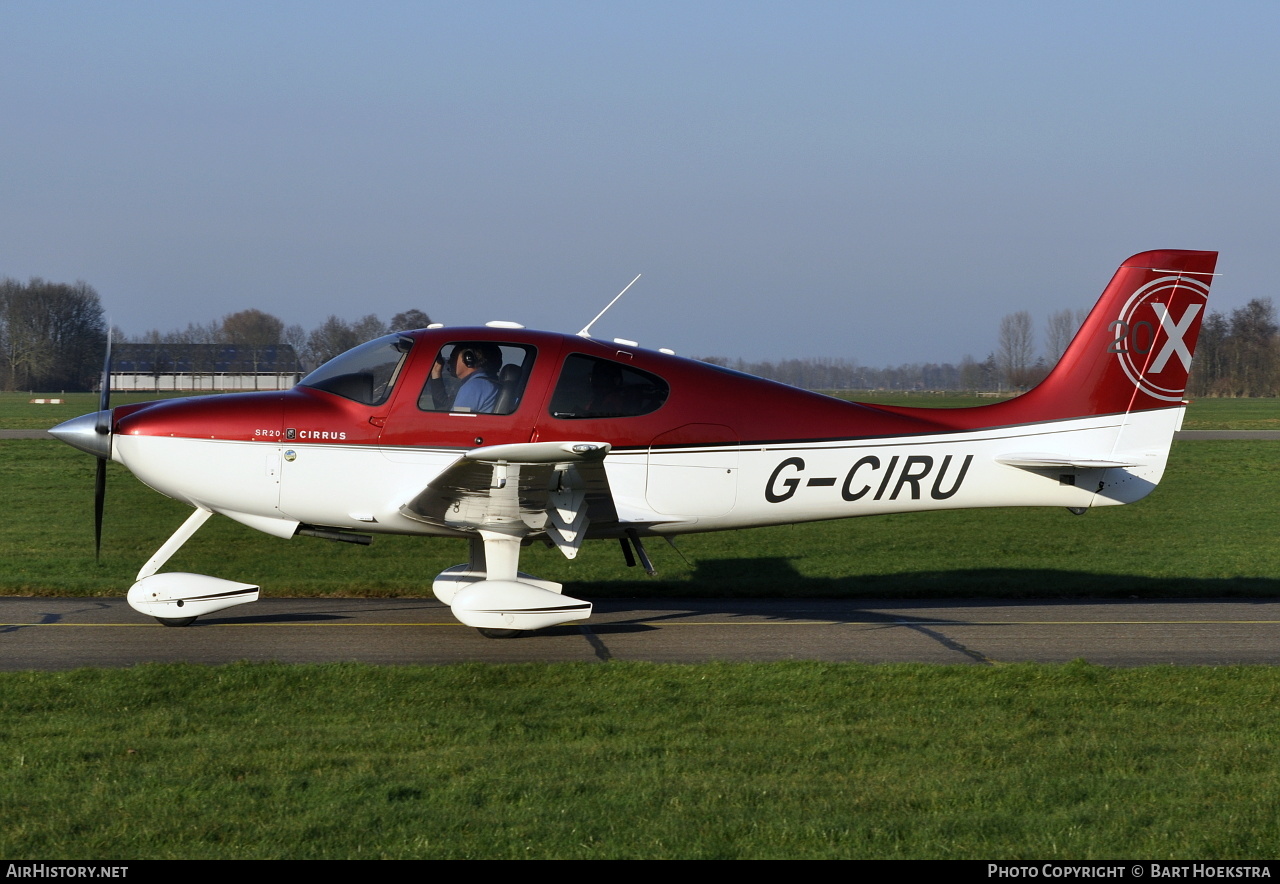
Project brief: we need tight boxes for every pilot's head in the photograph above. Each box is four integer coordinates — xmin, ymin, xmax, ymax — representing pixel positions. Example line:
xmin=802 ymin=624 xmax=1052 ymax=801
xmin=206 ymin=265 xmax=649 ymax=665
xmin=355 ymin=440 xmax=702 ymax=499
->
xmin=450 ymin=343 xmax=501 ymax=378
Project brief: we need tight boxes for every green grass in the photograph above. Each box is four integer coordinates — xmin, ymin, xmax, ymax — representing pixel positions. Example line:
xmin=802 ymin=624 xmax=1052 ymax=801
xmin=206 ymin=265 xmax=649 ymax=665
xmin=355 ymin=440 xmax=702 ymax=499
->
xmin=1181 ymin=397 xmax=1280 ymax=430
xmin=3 ymin=661 xmax=1280 ymax=859
xmin=2 ymin=439 xmax=1276 ymax=598
xmin=0 ymin=392 xmax=215 ymax=430
xmin=828 ymin=391 xmax=1280 ymax=429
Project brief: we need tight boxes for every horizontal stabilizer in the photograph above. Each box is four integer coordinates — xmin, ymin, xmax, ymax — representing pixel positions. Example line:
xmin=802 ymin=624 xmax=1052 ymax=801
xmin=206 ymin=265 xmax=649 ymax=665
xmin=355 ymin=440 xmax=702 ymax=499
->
xmin=996 ymin=453 xmax=1141 ymax=470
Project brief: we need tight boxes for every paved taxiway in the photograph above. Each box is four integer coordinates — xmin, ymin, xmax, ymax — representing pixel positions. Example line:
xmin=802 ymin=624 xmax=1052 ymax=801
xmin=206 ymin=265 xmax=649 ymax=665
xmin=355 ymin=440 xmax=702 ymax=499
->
xmin=4 ymin=597 xmax=1279 ymax=669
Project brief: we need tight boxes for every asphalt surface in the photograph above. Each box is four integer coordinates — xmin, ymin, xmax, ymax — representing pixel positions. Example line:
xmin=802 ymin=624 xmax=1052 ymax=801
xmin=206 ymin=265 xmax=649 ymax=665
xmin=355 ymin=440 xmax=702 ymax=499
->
xmin=4 ymin=596 xmax=1279 ymax=669
xmin=3 ymin=429 xmax=63 ymax=439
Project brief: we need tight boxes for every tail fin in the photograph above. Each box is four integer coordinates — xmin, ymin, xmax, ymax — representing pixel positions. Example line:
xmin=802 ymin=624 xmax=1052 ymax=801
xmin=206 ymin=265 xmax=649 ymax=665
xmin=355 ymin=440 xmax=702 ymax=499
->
xmin=865 ymin=250 xmax=1217 ymax=508
xmin=989 ymin=249 xmax=1217 ymax=425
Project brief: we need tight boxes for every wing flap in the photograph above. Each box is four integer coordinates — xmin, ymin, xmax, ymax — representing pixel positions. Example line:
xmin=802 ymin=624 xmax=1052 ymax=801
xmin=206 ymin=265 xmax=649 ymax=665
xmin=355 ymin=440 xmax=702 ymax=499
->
xmin=400 ymin=441 xmax=619 ymax=557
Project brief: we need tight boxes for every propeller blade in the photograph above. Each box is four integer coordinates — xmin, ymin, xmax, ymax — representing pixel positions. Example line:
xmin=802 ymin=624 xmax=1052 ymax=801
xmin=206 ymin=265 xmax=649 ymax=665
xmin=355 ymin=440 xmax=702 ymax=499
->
xmin=94 ymin=456 xmax=106 ymax=561
xmin=96 ymin=328 xmax=112 ymax=435
xmin=94 ymin=330 xmax=111 ymax=560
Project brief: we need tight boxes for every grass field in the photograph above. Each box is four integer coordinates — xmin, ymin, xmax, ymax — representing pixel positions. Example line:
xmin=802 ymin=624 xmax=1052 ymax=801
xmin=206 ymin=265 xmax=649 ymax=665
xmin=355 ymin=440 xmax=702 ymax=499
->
xmin=0 ymin=391 xmax=205 ymax=429
xmin=4 ymin=661 xmax=1280 ymax=859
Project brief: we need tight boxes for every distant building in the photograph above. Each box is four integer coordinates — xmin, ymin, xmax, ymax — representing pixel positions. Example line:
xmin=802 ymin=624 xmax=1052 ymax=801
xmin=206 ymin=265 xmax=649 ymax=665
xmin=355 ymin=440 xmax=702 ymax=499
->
xmin=109 ymin=343 xmax=303 ymax=392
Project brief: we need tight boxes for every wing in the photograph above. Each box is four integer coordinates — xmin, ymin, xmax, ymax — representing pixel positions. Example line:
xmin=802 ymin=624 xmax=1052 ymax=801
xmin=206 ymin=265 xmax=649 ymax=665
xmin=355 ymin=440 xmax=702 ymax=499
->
xmin=399 ymin=441 xmax=618 ymax=558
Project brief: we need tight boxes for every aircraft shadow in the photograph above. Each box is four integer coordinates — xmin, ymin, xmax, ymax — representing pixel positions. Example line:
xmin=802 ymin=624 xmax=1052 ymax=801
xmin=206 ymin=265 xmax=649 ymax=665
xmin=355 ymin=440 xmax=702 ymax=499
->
xmin=152 ymin=558 xmax=1280 ymax=632
xmin=569 ymin=556 xmax=1280 ymax=602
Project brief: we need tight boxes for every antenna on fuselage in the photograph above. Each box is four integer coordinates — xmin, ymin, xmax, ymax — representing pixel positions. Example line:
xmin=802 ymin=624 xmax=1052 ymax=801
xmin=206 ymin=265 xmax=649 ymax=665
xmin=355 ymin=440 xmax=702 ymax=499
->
xmin=577 ymin=274 xmax=641 ymax=338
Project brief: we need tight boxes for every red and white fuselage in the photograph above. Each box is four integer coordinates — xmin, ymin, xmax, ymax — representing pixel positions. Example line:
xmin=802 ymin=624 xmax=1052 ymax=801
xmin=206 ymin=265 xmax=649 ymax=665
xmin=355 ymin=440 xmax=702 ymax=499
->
xmin=52 ymin=249 xmax=1217 ymax=634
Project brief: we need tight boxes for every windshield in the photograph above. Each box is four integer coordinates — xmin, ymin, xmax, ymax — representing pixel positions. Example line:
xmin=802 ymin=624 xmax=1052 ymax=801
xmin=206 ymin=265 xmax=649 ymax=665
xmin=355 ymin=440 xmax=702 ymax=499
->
xmin=299 ymin=334 xmax=413 ymax=406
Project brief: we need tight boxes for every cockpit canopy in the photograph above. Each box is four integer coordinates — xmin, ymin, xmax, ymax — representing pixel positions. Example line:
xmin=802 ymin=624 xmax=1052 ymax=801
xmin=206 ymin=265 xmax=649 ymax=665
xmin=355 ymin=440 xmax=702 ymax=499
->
xmin=299 ymin=334 xmax=412 ymax=406
xmin=299 ymin=330 xmax=672 ymax=423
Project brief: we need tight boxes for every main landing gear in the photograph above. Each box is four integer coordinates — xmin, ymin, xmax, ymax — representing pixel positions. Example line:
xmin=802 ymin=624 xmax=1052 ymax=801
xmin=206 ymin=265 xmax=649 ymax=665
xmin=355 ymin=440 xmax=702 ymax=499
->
xmin=432 ymin=532 xmax=593 ymax=638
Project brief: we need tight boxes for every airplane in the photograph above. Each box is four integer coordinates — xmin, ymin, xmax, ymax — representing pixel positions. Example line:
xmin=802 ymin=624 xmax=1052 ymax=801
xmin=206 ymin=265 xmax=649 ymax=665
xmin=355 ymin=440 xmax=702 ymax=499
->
xmin=50 ymin=249 xmax=1217 ymax=637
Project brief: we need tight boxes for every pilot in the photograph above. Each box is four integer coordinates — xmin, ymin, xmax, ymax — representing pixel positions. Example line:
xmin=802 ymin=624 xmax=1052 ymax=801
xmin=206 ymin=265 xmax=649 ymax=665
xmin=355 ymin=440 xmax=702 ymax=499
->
xmin=429 ymin=343 xmax=503 ymax=413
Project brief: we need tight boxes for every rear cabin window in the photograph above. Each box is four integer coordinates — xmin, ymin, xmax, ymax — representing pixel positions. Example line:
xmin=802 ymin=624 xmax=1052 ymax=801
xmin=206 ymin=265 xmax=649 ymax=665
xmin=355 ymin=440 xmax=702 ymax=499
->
xmin=549 ymin=354 xmax=669 ymax=419
xmin=417 ymin=342 xmax=536 ymax=416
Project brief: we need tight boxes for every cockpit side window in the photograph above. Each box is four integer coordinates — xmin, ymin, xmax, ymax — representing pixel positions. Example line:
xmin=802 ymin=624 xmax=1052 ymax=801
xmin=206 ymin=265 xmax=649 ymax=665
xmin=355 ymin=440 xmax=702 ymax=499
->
xmin=549 ymin=354 xmax=669 ymax=419
xmin=418 ymin=342 xmax=536 ymax=415
xmin=299 ymin=334 xmax=412 ymax=406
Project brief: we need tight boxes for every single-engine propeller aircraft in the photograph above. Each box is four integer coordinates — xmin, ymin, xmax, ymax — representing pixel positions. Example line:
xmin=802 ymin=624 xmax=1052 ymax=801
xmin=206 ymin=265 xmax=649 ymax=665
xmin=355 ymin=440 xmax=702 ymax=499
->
xmin=52 ymin=249 xmax=1216 ymax=637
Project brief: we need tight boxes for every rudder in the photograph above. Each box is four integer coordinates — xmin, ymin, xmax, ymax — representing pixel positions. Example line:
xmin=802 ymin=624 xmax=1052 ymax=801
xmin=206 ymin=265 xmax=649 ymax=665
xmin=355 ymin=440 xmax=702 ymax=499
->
xmin=991 ymin=249 xmax=1217 ymax=425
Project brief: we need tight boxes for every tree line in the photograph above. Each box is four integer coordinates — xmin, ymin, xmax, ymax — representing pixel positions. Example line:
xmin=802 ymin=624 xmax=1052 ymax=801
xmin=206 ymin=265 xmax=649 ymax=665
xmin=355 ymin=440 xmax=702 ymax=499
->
xmin=0 ymin=275 xmax=434 ymax=392
xmin=713 ymin=299 xmax=1280 ymax=396
xmin=1186 ymin=299 xmax=1280 ymax=397
xmin=122 ymin=308 xmax=433 ymax=376
xmin=986 ymin=300 xmax=1280 ymax=398
xmin=0 ymin=278 xmax=107 ymax=391
xmin=4 ymin=273 xmax=1279 ymax=396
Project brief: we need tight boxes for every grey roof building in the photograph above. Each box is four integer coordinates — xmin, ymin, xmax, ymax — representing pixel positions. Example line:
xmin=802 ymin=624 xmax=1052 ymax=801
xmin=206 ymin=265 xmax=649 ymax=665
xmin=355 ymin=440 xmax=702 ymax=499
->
xmin=110 ymin=343 xmax=303 ymax=392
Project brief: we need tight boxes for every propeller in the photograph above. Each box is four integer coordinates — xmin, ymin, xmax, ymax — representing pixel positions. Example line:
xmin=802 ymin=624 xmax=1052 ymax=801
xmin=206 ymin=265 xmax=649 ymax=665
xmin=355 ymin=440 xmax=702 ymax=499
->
xmin=47 ymin=329 xmax=117 ymax=560
xmin=93 ymin=330 xmax=112 ymax=560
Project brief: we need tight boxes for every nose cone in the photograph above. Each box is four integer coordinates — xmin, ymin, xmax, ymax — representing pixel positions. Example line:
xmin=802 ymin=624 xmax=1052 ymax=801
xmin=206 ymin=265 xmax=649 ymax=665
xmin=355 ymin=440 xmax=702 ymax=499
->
xmin=49 ymin=411 xmax=113 ymax=459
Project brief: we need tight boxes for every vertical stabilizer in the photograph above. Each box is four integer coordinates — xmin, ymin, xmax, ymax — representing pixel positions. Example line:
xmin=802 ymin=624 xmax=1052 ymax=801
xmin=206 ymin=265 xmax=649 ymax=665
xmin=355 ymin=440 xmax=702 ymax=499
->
xmin=985 ymin=249 xmax=1217 ymax=425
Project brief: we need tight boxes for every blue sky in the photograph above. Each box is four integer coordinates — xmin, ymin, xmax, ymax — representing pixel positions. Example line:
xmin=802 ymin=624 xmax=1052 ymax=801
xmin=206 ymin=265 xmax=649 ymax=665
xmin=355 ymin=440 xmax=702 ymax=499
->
xmin=2 ymin=1 xmax=1274 ymax=366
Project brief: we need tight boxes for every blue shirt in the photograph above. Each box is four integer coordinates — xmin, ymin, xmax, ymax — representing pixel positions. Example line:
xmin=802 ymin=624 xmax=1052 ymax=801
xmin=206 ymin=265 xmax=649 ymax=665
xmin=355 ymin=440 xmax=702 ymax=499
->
xmin=453 ymin=370 xmax=500 ymax=413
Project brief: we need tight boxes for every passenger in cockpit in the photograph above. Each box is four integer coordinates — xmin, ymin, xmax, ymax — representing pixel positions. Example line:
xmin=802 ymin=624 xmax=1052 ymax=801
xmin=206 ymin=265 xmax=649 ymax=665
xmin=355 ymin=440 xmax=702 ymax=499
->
xmin=427 ymin=343 xmax=503 ymax=413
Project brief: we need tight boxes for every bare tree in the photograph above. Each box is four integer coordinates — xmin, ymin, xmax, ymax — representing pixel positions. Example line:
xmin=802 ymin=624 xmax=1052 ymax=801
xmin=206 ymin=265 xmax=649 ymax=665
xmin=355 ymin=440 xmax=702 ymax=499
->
xmin=283 ymin=323 xmax=310 ymax=371
xmin=1044 ymin=308 xmax=1087 ymax=365
xmin=306 ymin=315 xmax=361 ymax=367
xmin=1187 ymin=310 xmax=1229 ymax=397
xmin=0 ymin=277 xmax=106 ymax=391
xmin=351 ymin=314 xmax=388 ymax=343
xmin=1228 ymin=299 xmax=1279 ymax=397
xmin=220 ymin=309 xmax=285 ymax=391
xmin=220 ymin=309 xmax=284 ymax=349
xmin=998 ymin=311 xmax=1035 ymax=389
xmin=174 ymin=320 xmax=222 ymax=345
xmin=390 ymin=309 xmax=432 ymax=331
